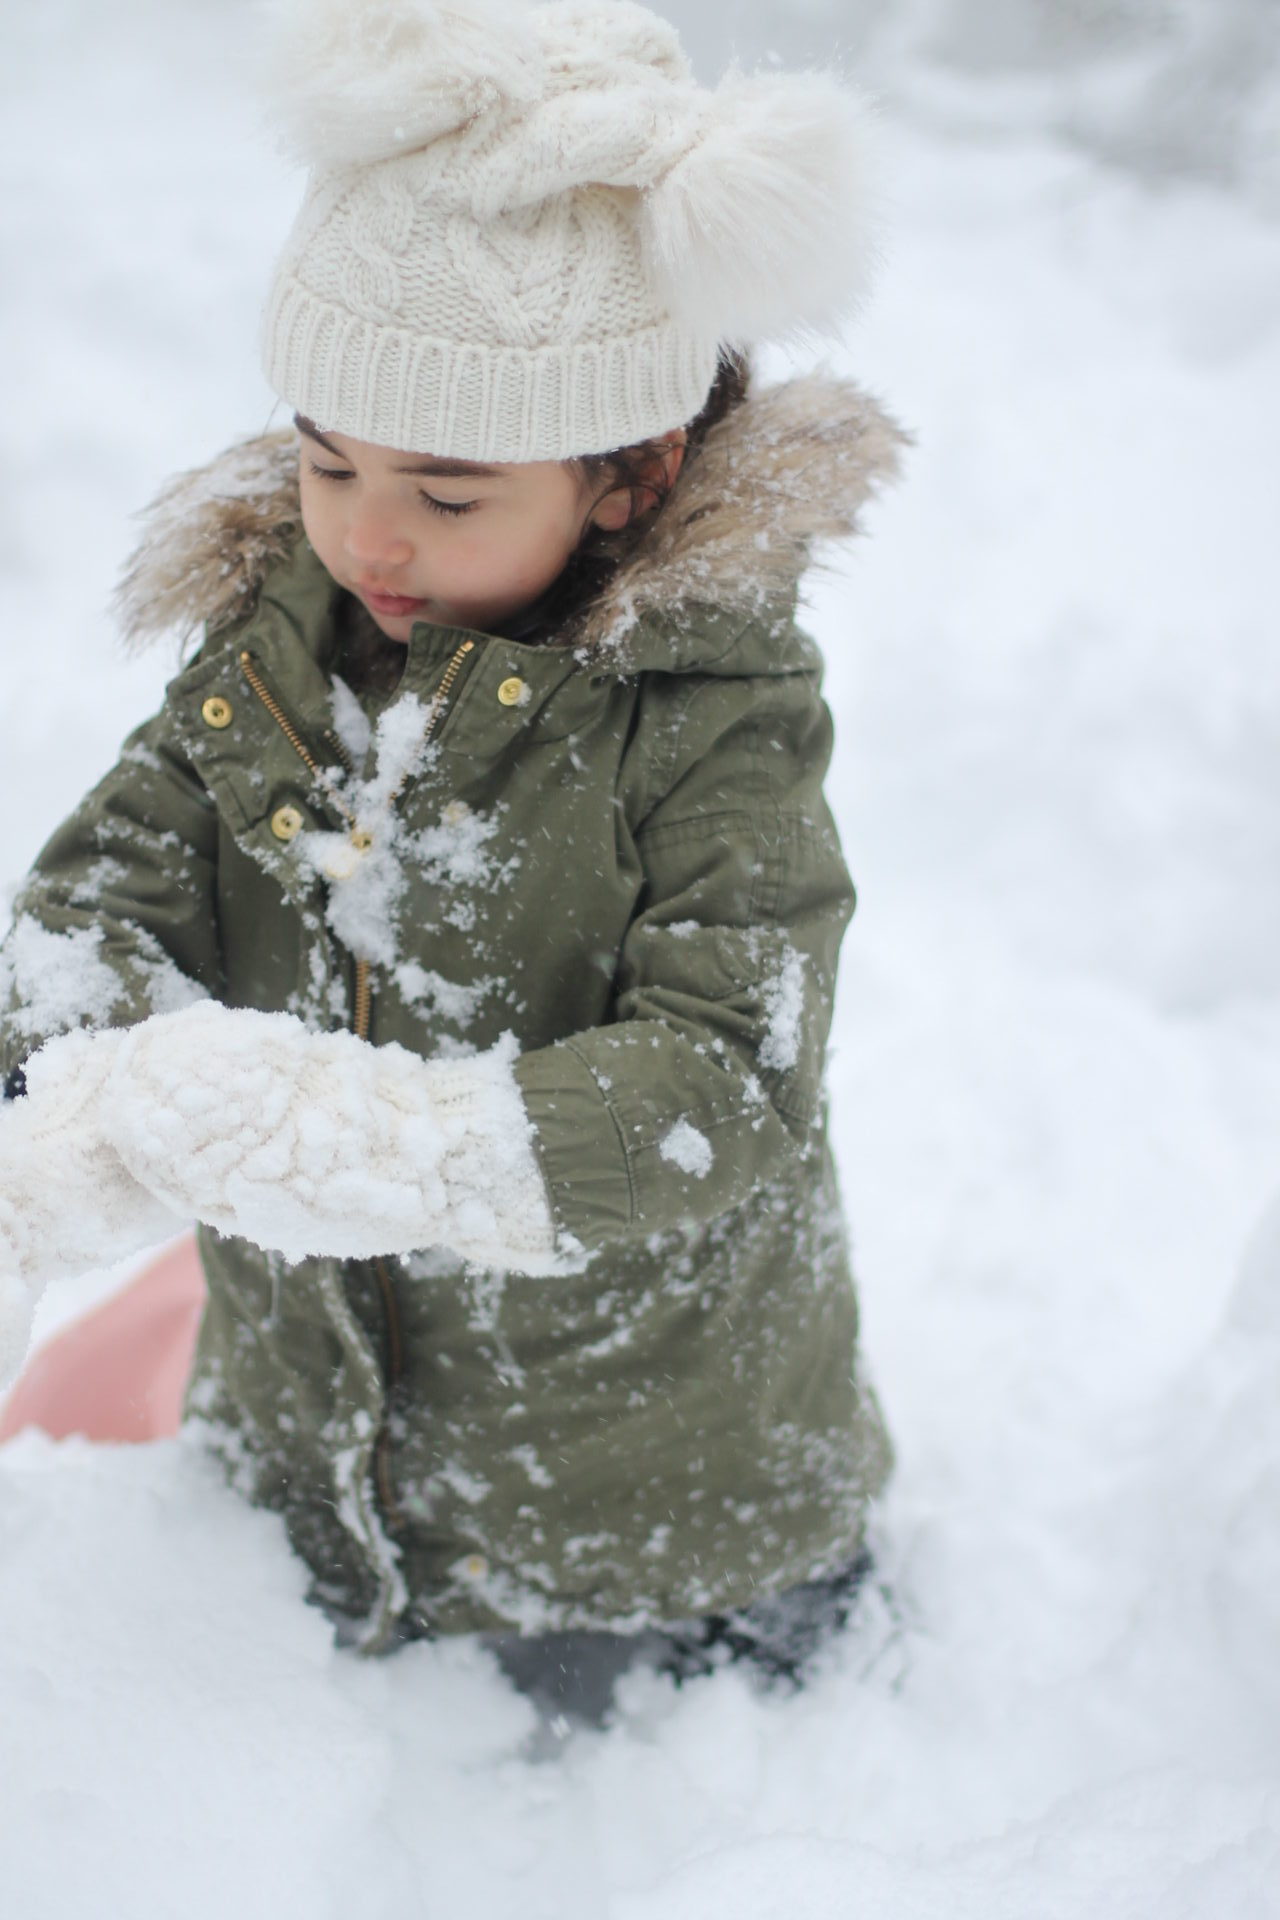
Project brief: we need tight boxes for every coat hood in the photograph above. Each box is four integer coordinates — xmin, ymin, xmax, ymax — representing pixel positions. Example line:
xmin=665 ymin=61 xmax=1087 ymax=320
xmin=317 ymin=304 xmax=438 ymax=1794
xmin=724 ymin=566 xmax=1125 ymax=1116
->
xmin=113 ymin=373 xmax=908 ymax=667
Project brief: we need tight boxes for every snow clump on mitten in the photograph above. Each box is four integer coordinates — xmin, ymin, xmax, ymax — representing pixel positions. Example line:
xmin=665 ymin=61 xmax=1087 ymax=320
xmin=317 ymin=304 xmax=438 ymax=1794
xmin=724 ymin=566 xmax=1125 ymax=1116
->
xmin=107 ymin=1003 xmax=455 ymax=1260
xmin=0 ymin=1025 xmax=184 ymax=1385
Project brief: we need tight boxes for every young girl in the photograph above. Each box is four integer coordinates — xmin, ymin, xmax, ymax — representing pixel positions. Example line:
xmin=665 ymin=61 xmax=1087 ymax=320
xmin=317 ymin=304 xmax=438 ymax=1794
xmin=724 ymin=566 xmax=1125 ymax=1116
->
xmin=0 ymin=0 xmax=903 ymax=1712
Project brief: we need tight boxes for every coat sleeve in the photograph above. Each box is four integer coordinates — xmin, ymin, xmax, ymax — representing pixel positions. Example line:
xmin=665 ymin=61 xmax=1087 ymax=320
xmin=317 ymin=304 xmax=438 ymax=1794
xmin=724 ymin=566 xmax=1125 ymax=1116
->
xmin=0 ymin=703 xmax=222 ymax=1085
xmin=513 ymin=665 xmax=855 ymax=1251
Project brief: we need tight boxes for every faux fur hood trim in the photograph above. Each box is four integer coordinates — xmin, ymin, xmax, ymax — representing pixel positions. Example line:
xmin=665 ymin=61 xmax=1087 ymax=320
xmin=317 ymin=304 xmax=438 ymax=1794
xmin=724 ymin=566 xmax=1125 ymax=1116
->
xmin=113 ymin=374 xmax=909 ymax=658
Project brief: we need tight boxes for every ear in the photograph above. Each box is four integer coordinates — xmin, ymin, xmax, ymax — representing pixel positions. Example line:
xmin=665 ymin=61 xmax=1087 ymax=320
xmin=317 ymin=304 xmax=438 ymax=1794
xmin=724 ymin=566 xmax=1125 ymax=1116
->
xmin=658 ymin=430 xmax=687 ymax=490
xmin=586 ymin=430 xmax=688 ymax=532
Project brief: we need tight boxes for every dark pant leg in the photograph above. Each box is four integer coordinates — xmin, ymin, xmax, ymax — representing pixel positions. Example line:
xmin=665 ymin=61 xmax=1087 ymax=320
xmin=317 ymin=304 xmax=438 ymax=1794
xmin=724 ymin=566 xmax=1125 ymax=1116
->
xmin=482 ymin=1625 xmax=677 ymax=1725
xmin=654 ymin=1547 xmax=875 ymax=1688
xmin=482 ymin=1551 xmax=874 ymax=1724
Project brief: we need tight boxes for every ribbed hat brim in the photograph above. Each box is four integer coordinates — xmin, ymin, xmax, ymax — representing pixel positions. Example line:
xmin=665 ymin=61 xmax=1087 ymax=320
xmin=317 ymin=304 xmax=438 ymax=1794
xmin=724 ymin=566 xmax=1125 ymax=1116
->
xmin=261 ymin=276 xmax=719 ymax=461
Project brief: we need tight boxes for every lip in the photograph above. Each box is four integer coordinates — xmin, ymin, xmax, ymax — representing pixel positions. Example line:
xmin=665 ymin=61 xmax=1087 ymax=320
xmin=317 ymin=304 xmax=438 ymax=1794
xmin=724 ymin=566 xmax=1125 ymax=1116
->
xmin=359 ymin=586 xmax=427 ymax=617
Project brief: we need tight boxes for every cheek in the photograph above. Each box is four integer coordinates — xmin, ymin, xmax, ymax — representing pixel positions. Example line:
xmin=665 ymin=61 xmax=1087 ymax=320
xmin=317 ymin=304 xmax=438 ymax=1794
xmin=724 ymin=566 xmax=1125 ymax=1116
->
xmin=499 ymin=512 xmax=581 ymax=581
xmin=298 ymin=486 xmax=336 ymax=554
xmin=443 ymin=523 xmax=557 ymax=588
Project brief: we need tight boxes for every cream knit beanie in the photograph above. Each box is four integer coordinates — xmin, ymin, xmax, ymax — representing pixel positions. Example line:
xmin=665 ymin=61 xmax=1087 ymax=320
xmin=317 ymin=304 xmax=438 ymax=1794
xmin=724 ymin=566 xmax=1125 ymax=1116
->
xmin=259 ymin=0 xmax=881 ymax=462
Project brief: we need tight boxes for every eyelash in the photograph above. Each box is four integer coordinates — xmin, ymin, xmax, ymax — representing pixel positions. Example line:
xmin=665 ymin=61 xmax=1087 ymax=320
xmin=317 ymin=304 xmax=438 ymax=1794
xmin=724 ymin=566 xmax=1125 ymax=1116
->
xmin=307 ymin=459 xmax=478 ymax=517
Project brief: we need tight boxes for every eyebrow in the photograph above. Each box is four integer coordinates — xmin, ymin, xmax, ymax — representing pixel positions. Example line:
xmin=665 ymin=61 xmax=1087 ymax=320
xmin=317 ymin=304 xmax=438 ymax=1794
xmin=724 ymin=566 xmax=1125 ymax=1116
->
xmin=294 ymin=415 xmax=507 ymax=480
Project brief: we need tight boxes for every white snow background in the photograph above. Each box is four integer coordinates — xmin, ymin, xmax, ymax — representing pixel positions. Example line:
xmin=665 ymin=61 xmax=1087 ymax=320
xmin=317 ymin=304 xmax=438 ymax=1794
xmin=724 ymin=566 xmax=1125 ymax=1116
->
xmin=2 ymin=1 xmax=1278 ymax=1913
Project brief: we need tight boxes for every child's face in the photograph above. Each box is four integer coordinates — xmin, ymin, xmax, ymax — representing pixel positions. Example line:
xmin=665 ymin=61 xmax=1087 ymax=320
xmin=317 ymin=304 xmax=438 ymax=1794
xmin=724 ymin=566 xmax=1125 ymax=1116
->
xmin=296 ymin=419 xmax=638 ymax=640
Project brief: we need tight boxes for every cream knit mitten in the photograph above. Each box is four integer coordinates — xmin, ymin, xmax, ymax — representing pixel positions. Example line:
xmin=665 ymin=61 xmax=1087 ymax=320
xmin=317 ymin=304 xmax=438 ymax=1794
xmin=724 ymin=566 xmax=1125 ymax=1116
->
xmin=107 ymin=1003 xmax=563 ymax=1272
xmin=0 ymin=1027 xmax=185 ymax=1387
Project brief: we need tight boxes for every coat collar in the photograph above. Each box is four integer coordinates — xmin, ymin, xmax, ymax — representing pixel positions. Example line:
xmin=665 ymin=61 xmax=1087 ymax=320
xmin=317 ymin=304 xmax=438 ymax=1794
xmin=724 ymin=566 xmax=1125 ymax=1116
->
xmin=113 ymin=374 xmax=908 ymax=675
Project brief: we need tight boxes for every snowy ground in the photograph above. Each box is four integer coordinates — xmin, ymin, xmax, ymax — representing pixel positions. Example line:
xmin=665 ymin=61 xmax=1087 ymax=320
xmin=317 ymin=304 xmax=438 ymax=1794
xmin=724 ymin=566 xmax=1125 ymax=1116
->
xmin=2 ymin=4 xmax=1279 ymax=1915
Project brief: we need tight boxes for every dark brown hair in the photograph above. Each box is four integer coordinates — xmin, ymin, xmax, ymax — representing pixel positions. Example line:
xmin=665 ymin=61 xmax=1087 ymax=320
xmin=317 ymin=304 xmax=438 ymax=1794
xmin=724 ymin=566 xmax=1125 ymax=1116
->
xmin=511 ymin=347 xmax=752 ymax=641
xmin=573 ymin=346 xmax=751 ymax=547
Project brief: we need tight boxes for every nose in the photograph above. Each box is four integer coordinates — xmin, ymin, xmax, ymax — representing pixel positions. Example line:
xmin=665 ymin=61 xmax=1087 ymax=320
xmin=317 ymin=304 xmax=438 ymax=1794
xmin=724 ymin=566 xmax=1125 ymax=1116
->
xmin=343 ymin=509 xmax=414 ymax=573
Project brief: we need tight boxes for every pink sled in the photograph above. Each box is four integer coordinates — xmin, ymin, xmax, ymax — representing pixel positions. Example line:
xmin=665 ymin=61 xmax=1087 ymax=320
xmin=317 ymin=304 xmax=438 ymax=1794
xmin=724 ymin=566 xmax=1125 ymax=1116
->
xmin=0 ymin=1235 xmax=205 ymax=1444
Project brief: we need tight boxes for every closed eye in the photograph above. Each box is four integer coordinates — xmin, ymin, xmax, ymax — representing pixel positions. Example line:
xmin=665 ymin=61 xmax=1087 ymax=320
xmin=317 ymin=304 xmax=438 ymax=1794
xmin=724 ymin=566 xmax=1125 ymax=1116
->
xmin=307 ymin=460 xmax=476 ymax=517
xmin=420 ymin=493 xmax=478 ymax=518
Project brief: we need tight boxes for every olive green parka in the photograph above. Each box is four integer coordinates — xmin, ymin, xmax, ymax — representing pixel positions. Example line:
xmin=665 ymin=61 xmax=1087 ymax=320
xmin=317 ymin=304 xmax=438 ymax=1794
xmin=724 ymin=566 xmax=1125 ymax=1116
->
xmin=0 ymin=376 xmax=903 ymax=1649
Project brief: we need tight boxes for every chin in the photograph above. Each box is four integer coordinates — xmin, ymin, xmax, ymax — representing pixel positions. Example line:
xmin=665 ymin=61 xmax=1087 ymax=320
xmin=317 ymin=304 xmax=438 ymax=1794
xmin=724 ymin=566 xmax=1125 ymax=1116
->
xmin=370 ymin=612 xmax=415 ymax=640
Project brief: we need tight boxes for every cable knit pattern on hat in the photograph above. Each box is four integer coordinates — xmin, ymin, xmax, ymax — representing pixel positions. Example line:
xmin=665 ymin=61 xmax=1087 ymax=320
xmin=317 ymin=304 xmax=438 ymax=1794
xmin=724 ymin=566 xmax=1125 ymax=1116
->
xmin=260 ymin=0 xmax=881 ymax=460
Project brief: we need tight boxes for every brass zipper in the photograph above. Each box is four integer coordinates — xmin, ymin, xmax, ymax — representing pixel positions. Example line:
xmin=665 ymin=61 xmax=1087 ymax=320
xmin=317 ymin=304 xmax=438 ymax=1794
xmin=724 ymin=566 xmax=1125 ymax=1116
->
xmin=420 ymin=639 xmax=475 ymax=749
xmin=347 ymin=639 xmax=475 ymax=1051
xmin=238 ymin=649 xmax=372 ymax=1041
xmin=353 ymin=959 xmax=372 ymax=1041
xmin=238 ymin=651 xmax=356 ymax=795
xmin=372 ymin=1255 xmax=406 ymax=1528
xmin=240 ymin=638 xmax=470 ymax=1033
xmin=240 ymin=638 xmax=479 ymax=1539
xmin=364 ymin=635 xmax=475 ymax=1532
xmin=239 ymin=638 xmax=474 ymax=821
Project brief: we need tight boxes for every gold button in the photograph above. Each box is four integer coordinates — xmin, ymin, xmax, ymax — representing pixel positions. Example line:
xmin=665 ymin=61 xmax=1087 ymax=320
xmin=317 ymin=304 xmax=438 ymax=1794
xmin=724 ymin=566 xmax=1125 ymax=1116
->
xmin=322 ymin=846 xmax=359 ymax=881
xmin=201 ymin=695 xmax=233 ymax=729
xmin=270 ymin=805 xmax=304 ymax=842
xmin=461 ymin=1553 xmax=489 ymax=1580
xmin=497 ymin=676 xmax=526 ymax=707
xmin=322 ymin=833 xmax=369 ymax=880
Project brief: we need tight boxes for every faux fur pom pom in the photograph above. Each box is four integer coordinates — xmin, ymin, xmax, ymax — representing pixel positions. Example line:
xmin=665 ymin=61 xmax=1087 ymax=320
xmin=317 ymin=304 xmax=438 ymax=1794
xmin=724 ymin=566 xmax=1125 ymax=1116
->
xmin=262 ymin=0 xmax=543 ymax=169
xmin=641 ymin=70 xmax=884 ymax=346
